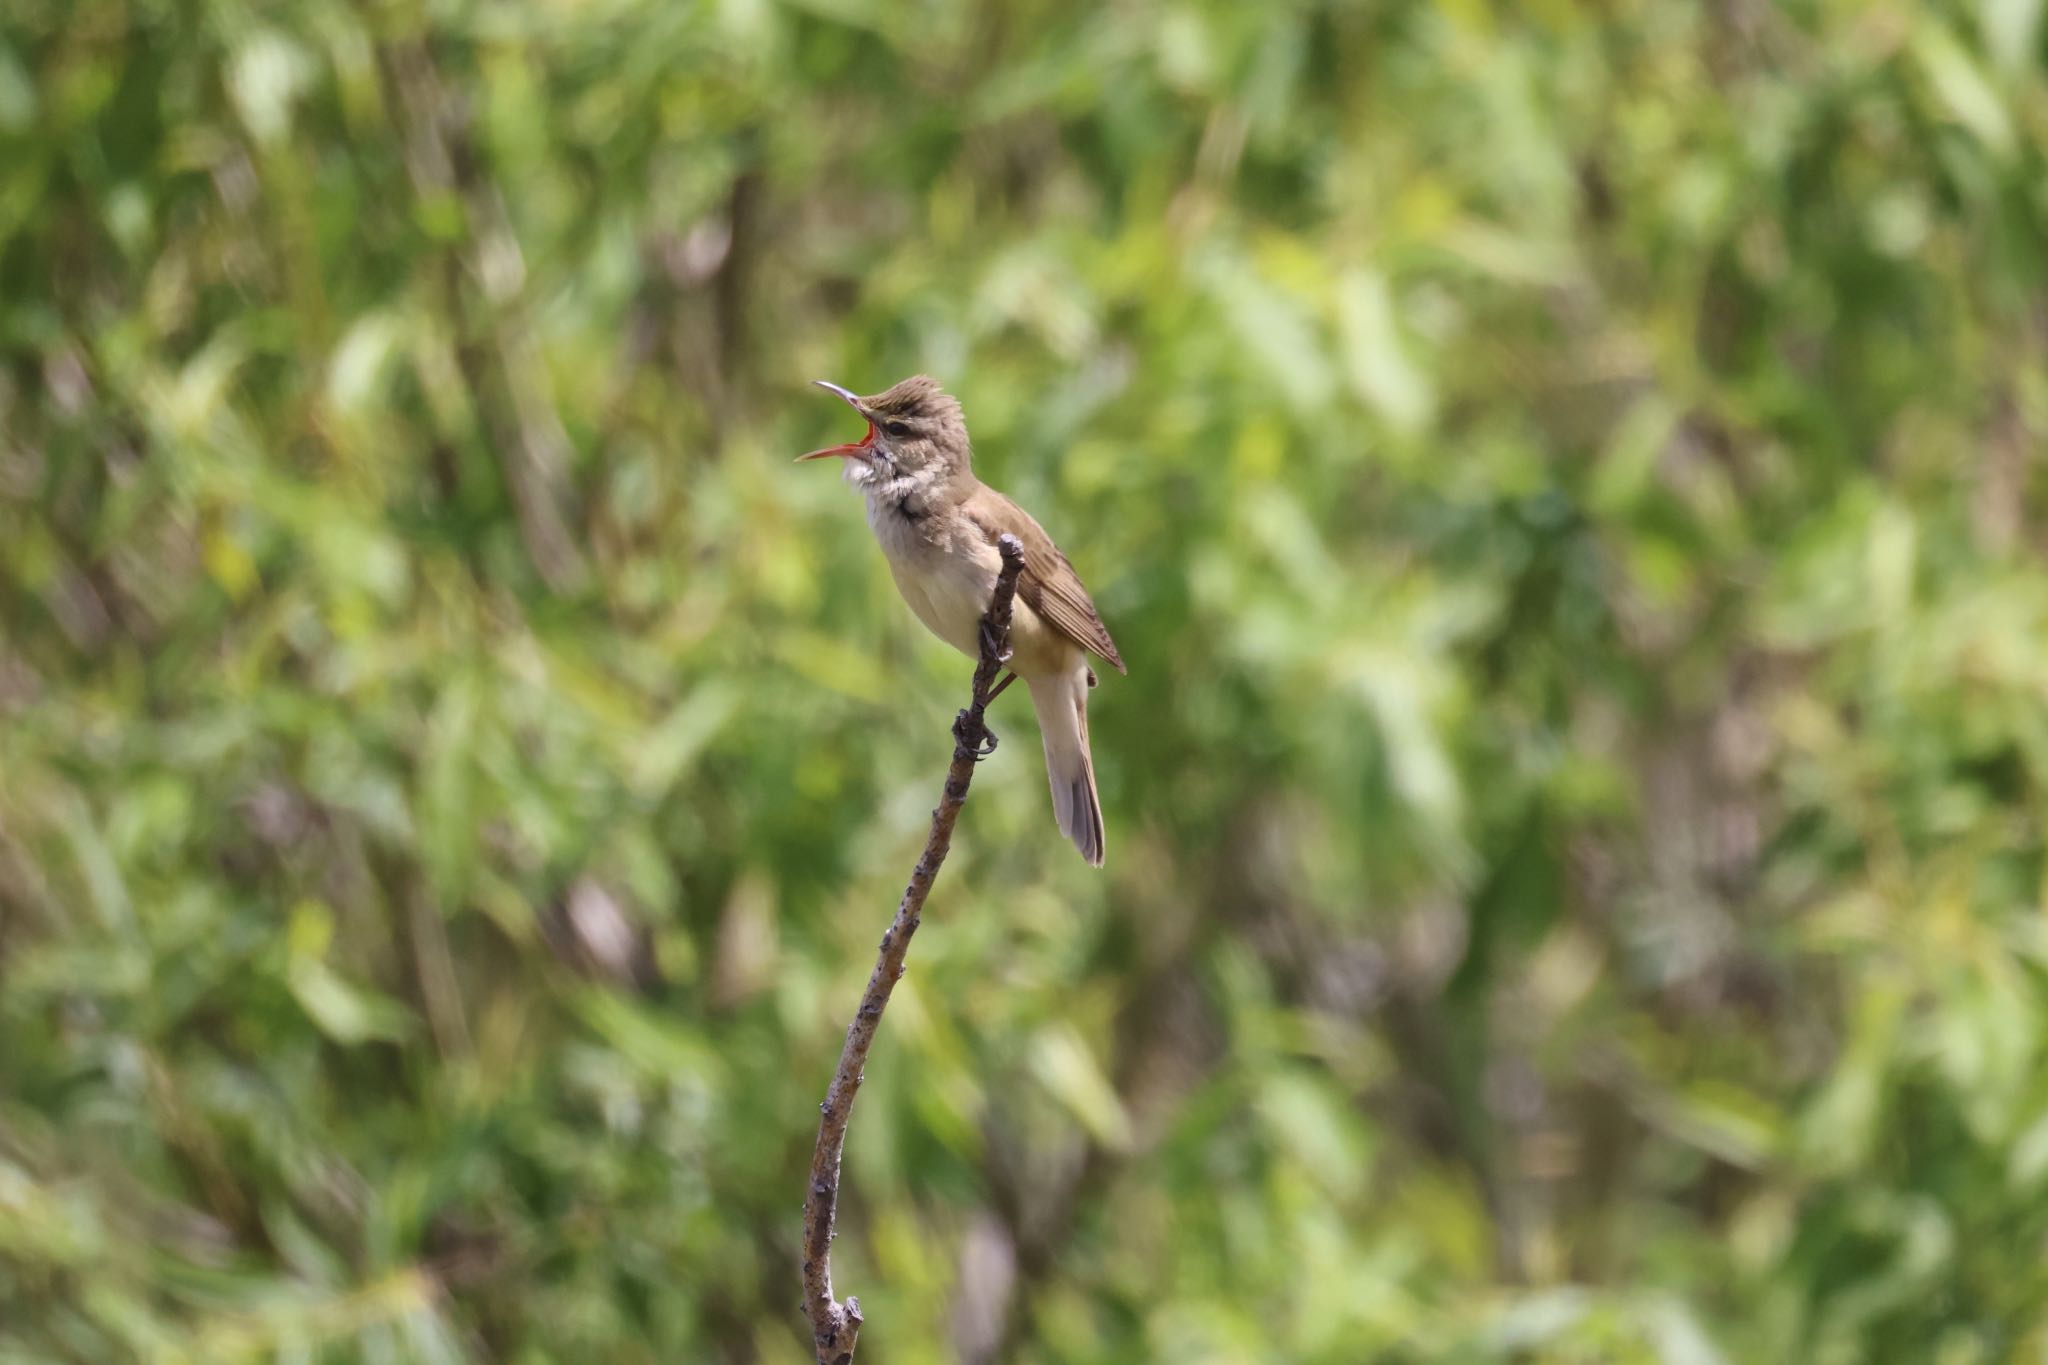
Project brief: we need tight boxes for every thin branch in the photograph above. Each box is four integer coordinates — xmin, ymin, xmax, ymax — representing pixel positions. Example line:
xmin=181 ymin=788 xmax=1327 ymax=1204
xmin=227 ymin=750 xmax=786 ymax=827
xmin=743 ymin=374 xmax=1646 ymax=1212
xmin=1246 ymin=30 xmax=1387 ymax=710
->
xmin=801 ymin=533 xmax=1027 ymax=1365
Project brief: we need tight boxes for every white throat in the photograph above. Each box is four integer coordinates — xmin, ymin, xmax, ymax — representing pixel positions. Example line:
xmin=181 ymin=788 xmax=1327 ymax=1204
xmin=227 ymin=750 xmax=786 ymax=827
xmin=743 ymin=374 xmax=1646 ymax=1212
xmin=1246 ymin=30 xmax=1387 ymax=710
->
xmin=845 ymin=455 xmax=940 ymax=517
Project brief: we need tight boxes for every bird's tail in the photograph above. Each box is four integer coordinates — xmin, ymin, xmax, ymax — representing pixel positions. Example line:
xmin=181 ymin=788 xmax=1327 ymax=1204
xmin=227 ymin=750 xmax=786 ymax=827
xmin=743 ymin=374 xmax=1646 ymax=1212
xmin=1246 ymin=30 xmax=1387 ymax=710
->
xmin=1026 ymin=663 xmax=1105 ymax=867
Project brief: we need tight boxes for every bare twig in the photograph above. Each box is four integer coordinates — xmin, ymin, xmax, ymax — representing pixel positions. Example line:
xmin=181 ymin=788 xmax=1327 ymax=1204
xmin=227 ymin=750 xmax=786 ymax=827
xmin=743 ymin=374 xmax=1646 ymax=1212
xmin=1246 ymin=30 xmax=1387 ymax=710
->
xmin=801 ymin=534 xmax=1027 ymax=1365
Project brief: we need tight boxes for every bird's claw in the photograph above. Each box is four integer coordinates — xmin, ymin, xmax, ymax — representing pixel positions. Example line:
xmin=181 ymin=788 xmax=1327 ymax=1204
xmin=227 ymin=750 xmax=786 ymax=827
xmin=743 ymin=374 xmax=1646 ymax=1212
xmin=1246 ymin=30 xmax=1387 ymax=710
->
xmin=953 ymin=710 xmax=999 ymax=761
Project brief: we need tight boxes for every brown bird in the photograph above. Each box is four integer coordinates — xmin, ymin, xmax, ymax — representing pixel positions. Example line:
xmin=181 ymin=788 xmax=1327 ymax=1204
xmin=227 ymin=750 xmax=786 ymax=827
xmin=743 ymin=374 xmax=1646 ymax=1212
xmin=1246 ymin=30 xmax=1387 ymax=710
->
xmin=798 ymin=376 xmax=1124 ymax=865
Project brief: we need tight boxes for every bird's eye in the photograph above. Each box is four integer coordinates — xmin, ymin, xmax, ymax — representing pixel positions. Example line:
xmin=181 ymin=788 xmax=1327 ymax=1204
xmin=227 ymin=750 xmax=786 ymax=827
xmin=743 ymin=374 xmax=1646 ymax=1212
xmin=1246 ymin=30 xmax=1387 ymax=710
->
xmin=883 ymin=419 xmax=911 ymax=438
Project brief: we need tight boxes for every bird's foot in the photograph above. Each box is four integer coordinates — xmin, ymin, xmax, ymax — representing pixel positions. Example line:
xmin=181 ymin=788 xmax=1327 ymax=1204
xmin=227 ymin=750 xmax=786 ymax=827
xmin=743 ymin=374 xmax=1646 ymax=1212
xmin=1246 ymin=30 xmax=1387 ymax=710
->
xmin=978 ymin=620 xmax=1012 ymax=666
xmin=953 ymin=709 xmax=999 ymax=761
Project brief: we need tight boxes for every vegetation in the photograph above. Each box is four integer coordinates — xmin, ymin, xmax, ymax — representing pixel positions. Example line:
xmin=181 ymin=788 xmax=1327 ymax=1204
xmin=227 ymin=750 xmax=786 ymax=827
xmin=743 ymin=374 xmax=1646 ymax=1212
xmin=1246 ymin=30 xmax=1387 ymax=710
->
xmin=4 ymin=0 xmax=2047 ymax=1360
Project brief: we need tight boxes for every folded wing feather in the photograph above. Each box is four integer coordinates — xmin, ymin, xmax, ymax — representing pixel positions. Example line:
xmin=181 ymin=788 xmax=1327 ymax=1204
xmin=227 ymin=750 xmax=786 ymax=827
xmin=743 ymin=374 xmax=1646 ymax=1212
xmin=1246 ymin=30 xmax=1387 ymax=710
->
xmin=966 ymin=488 xmax=1125 ymax=673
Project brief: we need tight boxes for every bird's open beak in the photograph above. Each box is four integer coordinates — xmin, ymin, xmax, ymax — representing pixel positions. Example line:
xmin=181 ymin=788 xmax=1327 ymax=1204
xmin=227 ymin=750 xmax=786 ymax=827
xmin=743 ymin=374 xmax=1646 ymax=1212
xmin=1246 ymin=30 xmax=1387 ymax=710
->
xmin=796 ymin=380 xmax=878 ymax=462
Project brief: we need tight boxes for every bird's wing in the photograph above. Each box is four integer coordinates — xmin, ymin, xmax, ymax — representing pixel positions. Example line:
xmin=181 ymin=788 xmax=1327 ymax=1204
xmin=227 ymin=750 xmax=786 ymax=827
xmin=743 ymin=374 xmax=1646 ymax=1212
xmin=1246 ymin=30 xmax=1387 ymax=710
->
xmin=965 ymin=485 xmax=1126 ymax=673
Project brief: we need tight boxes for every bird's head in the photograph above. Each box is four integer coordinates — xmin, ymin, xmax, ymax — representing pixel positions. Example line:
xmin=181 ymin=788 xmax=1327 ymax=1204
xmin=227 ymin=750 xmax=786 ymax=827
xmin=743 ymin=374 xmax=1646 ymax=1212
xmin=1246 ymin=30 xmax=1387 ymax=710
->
xmin=797 ymin=375 xmax=971 ymax=492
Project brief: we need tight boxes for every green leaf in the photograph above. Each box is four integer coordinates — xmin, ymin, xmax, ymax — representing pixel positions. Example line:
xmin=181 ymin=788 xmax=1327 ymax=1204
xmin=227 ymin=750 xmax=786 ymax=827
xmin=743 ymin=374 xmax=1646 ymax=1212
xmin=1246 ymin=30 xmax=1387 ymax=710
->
xmin=1030 ymin=1025 xmax=1132 ymax=1151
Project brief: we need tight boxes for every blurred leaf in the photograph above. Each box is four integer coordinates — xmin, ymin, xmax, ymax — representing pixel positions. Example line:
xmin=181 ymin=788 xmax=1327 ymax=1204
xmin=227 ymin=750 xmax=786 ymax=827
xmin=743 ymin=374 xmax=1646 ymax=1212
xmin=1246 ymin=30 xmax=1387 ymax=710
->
xmin=1914 ymin=20 xmax=2015 ymax=156
xmin=628 ymin=682 xmax=739 ymax=799
xmin=1336 ymin=267 xmax=1434 ymax=434
xmin=1030 ymin=1024 xmax=1132 ymax=1151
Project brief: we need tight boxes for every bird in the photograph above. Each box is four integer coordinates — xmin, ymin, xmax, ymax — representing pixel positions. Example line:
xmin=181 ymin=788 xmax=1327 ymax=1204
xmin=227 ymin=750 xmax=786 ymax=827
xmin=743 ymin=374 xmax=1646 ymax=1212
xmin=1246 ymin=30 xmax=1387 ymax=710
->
xmin=797 ymin=375 xmax=1124 ymax=866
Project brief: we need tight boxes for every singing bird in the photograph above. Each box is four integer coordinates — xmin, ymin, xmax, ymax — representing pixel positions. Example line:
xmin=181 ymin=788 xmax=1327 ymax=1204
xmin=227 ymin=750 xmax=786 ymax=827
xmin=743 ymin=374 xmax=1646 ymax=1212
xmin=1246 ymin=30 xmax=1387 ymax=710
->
xmin=798 ymin=376 xmax=1124 ymax=866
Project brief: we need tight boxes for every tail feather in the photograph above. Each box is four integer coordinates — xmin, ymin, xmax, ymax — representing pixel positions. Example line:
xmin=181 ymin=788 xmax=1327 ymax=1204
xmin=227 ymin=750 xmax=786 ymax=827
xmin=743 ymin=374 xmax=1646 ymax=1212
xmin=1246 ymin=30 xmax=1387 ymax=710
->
xmin=1026 ymin=665 xmax=1105 ymax=867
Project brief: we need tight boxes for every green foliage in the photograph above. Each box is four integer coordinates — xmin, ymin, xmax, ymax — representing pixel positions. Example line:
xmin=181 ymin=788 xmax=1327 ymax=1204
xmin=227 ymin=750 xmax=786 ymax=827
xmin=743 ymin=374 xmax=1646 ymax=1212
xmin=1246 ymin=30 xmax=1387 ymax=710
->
xmin=4 ymin=0 xmax=2047 ymax=1360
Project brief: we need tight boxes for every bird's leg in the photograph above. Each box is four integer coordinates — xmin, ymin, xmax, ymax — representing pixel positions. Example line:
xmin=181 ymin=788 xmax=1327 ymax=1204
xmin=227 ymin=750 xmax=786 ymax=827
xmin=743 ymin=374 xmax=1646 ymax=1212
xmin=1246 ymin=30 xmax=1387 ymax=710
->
xmin=984 ymin=671 xmax=1019 ymax=706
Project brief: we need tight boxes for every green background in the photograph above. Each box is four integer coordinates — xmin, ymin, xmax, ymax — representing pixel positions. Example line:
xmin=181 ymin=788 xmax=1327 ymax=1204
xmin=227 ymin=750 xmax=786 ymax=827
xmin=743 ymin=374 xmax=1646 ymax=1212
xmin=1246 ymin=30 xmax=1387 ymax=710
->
xmin=5 ymin=1 xmax=2048 ymax=1360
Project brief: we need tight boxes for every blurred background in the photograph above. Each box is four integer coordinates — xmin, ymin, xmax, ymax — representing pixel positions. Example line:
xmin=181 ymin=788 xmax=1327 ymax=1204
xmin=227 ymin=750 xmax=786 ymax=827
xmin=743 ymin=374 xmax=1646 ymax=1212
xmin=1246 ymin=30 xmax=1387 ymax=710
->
xmin=5 ymin=0 xmax=2048 ymax=1361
